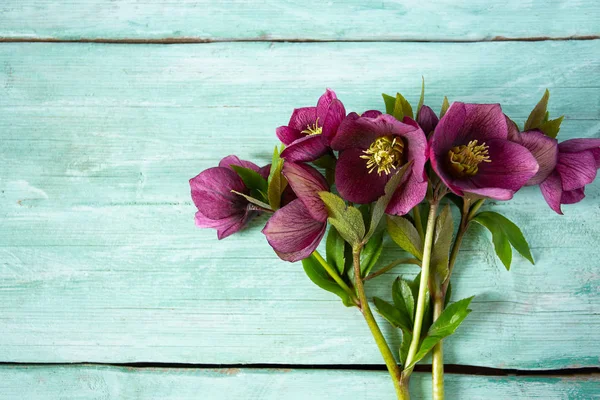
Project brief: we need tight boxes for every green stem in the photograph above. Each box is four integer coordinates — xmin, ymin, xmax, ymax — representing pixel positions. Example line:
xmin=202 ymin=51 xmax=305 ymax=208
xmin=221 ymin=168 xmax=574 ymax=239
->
xmin=352 ymin=249 xmax=409 ymax=399
xmin=364 ymin=258 xmax=422 ymax=282
xmin=413 ymin=205 xmax=425 ymax=241
xmin=312 ymin=250 xmax=359 ymax=306
xmin=431 ymin=296 xmax=445 ymax=400
xmin=402 ymin=202 xmax=439 ymax=378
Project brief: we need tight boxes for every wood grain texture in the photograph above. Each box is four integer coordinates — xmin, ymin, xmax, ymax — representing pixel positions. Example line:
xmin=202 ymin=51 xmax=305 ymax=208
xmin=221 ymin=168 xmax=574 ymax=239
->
xmin=0 ymin=41 xmax=599 ymax=369
xmin=0 ymin=366 xmax=598 ymax=400
xmin=0 ymin=1 xmax=599 ymax=41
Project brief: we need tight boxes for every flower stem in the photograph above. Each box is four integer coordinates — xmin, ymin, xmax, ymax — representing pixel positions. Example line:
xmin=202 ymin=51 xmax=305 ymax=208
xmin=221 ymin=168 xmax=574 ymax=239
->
xmin=364 ymin=258 xmax=422 ymax=282
xmin=402 ymin=202 xmax=439 ymax=378
xmin=312 ymin=250 xmax=359 ymax=305
xmin=352 ymin=249 xmax=408 ymax=399
xmin=431 ymin=296 xmax=445 ymax=400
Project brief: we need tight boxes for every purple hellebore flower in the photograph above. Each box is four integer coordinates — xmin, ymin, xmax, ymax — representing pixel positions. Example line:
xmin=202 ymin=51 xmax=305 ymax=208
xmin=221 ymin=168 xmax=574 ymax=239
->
xmin=190 ymin=155 xmax=264 ymax=239
xmin=429 ymin=102 xmax=539 ymax=200
xmin=277 ymin=89 xmax=346 ymax=162
xmin=329 ymin=111 xmax=428 ymax=215
xmin=417 ymin=105 xmax=439 ymax=136
xmin=262 ymin=163 xmax=329 ymax=262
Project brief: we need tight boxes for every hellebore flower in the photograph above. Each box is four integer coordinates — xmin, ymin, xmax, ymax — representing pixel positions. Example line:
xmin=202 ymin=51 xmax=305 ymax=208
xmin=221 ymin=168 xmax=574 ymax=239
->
xmin=536 ymin=138 xmax=600 ymax=214
xmin=417 ymin=105 xmax=439 ymax=136
xmin=277 ymin=89 xmax=346 ymax=162
xmin=429 ymin=102 xmax=539 ymax=200
xmin=330 ymin=111 xmax=428 ymax=215
xmin=262 ymin=163 xmax=329 ymax=262
xmin=190 ymin=155 xmax=262 ymax=239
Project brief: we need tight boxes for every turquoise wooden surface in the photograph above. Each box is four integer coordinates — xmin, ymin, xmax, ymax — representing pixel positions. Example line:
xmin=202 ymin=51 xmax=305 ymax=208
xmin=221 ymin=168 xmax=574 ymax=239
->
xmin=1 ymin=2 xmax=599 ymax=399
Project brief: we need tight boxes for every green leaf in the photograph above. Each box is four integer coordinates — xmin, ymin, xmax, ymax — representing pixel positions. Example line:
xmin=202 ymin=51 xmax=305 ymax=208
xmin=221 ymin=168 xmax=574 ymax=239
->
xmin=473 ymin=211 xmax=534 ymax=270
xmin=416 ymin=76 xmax=425 ymax=117
xmin=365 ymin=162 xmax=412 ymax=241
xmin=374 ymin=297 xmax=412 ymax=332
xmin=538 ymin=115 xmax=564 ymax=139
xmin=393 ymin=277 xmax=415 ymax=324
xmin=231 ymin=190 xmax=272 ymax=211
xmin=382 ymin=93 xmax=396 ymax=115
xmin=361 ymin=230 xmax=384 ymax=277
xmin=524 ymin=89 xmax=550 ymax=131
xmin=394 ymin=92 xmax=414 ymax=120
xmin=267 ymin=146 xmax=287 ymax=210
xmin=231 ymin=165 xmax=268 ymax=194
xmin=302 ymin=254 xmax=354 ymax=307
xmin=430 ymin=205 xmax=453 ymax=289
xmin=387 ymin=215 xmax=423 ymax=259
xmin=319 ymin=192 xmax=366 ymax=247
xmin=444 ymin=281 xmax=452 ymax=308
xmin=326 ymin=227 xmax=346 ymax=275
xmin=399 ymin=328 xmax=413 ymax=366
xmin=405 ymin=296 xmax=474 ymax=369
xmin=440 ymin=96 xmax=450 ymax=118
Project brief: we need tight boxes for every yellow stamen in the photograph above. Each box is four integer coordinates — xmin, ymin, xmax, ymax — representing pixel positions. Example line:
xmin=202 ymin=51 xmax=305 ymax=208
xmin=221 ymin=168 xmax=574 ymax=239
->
xmin=301 ymin=118 xmax=323 ymax=135
xmin=360 ymin=136 xmax=405 ymax=176
xmin=447 ymin=140 xmax=491 ymax=177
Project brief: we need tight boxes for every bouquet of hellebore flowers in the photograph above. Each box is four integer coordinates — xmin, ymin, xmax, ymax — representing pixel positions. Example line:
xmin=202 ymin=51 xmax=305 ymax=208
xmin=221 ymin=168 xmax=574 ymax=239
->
xmin=189 ymin=84 xmax=600 ymax=400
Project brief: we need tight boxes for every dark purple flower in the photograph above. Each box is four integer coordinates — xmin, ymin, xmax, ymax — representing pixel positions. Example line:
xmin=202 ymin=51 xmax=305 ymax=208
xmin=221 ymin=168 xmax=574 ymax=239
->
xmin=262 ymin=163 xmax=329 ymax=262
xmin=417 ymin=105 xmax=439 ymax=136
xmin=429 ymin=102 xmax=539 ymax=200
xmin=537 ymin=138 xmax=600 ymax=214
xmin=329 ymin=111 xmax=428 ymax=215
xmin=190 ymin=155 xmax=261 ymax=239
xmin=277 ymin=89 xmax=346 ymax=162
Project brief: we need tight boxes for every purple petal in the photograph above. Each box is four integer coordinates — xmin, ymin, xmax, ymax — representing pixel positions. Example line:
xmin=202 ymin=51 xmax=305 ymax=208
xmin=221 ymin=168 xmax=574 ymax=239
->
xmin=558 ymin=138 xmax=600 ymax=153
xmin=430 ymin=102 xmax=467 ymax=155
xmin=280 ymin=134 xmax=329 ymax=162
xmin=462 ymin=187 xmax=515 ymax=201
xmin=316 ymin=88 xmax=337 ymax=122
xmin=540 ymin=171 xmax=564 ymax=214
xmin=288 ymin=107 xmax=318 ymax=132
xmin=561 ymin=187 xmax=585 ymax=204
xmin=397 ymin=117 xmax=428 ymax=183
xmin=417 ymin=105 xmax=439 ymax=135
xmin=509 ymin=130 xmax=558 ymax=185
xmin=335 ymin=148 xmax=388 ymax=203
xmin=322 ymin=99 xmax=346 ymax=145
xmin=259 ymin=164 xmax=271 ymax=180
xmin=556 ymin=151 xmax=597 ymax=191
xmin=189 ymin=167 xmax=246 ymax=219
xmin=195 ymin=210 xmax=251 ymax=240
xmin=262 ymin=199 xmax=326 ymax=262
xmin=386 ymin=172 xmax=428 ymax=215
xmin=219 ymin=155 xmax=260 ymax=172
xmin=276 ymin=126 xmax=303 ymax=145
xmin=428 ymin=145 xmax=465 ymax=197
xmin=283 ymin=162 xmax=329 ymax=222
xmin=462 ymin=103 xmax=507 ymax=142
xmin=362 ymin=110 xmax=382 ymax=118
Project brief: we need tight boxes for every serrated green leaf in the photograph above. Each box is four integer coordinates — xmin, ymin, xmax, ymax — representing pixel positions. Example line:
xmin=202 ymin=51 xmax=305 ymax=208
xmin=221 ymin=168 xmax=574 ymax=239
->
xmin=267 ymin=146 xmax=286 ymax=210
xmin=387 ymin=215 xmax=423 ymax=259
xmin=417 ymin=77 xmax=425 ymax=117
xmin=374 ymin=297 xmax=412 ymax=332
xmin=538 ymin=115 xmax=564 ymax=139
xmin=440 ymin=96 xmax=450 ymax=118
xmin=431 ymin=205 xmax=453 ymax=289
xmin=302 ymin=254 xmax=354 ymax=307
xmin=524 ymin=89 xmax=550 ymax=131
xmin=399 ymin=328 xmax=413 ymax=367
xmin=231 ymin=165 xmax=268 ymax=194
xmin=326 ymin=227 xmax=346 ymax=275
xmin=405 ymin=296 xmax=474 ymax=369
xmin=383 ymin=93 xmax=396 ymax=115
xmin=393 ymin=278 xmax=415 ymax=324
xmin=319 ymin=192 xmax=365 ymax=246
xmin=473 ymin=213 xmax=512 ymax=269
xmin=361 ymin=230 xmax=384 ymax=277
xmin=231 ymin=190 xmax=272 ymax=211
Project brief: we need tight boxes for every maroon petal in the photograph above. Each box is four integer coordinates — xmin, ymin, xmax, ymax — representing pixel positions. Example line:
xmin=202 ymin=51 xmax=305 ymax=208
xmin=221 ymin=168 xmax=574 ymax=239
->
xmin=195 ymin=210 xmax=251 ymax=240
xmin=276 ymin=126 xmax=303 ymax=145
xmin=558 ymin=138 xmax=600 ymax=153
xmin=362 ymin=110 xmax=382 ymax=118
xmin=417 ymin=105 xmax=439 ymax=136
xmin=540 ymin=171 xmax=564 ymax=214
xmin=316 ymin=88 xmax=337 ymax=122
xmin=386 ymin=172 xmax=428 ymax=216
xmin=556 ymin=151 xmax=597 ymax=191
xmin=189 ymin=167 xmax=246 ymax=220
xmin=259 ymin=164 xmax=271 ymax=180
xmin=262 ymin=199 xmax=326 ymax=262
xmin=322 ymin=99 xmax=346 ymax=145
xmin=288 ymin=107 xmax=318 ymax=132
xmin=331 ymin=112 xmax=373 ymax=150
xmin=335 ymin=148 xmax=388 ymax=203
xmin=280 ymin=134 xmax=329 ymax=162
xmin=509 ymin=130 xmax=558 ymax=185
xmin=561 ymin=187 xmax=585 ymax=205
xmin=396 ymin=117 xmax=428 ymax=183
xmin=219 ymin=155 xmax=260 ymax=172
xmin=283 ymin=162 xmax=329 ymax=222
xmin=461 ymin=186 xmax=515 ymax=201
xmin=462 ymin=103 xmax=507 ymax=142
xmin=429 ymin=145 xmax=465 ymax=196
xmin=430 ymin=102 xmax=467 ymax=155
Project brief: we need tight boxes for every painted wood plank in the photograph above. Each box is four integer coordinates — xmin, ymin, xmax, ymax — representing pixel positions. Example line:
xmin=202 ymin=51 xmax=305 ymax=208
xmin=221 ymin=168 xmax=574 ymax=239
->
xmin=0 ymin=366 xmax=598 ymax=399
xmin=0 ymin=41 xmax=599 ymax=369
xmin=0 ymin=1 xmax=599 ymax=41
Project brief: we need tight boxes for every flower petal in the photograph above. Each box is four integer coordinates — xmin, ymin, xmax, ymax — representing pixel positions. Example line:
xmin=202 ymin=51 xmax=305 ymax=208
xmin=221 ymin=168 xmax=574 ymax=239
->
xmin=386 ymin=172 xmax=428 ymax=215
xmin=283 ymin=162 xmax=329 ymax=222
xmin=540 ymin=171 xmax=564 ymax=214
xmin=558 ymin=138 xmax=600 ymax=153
xmin=556 ymin=151 xmax=597 ymax=191
xmin=335 ymin=148 xmax=388 ymax=203
xmin=288 ymin=107 xmax=317 ymax=132
xmin=276 ymin=126 xmax=303 ymax=145
xmin=417 ymin=105 xmax=439 ymax=136
xmin=259 ymin=164 xmax=271 ymax=180
xmin=361 ymin=110 xmax=382 ymax=118
xmin=316 ymin=88 xmax=337 ymax=122
xmin=194 ymin=210 xmax=252 ymax=240
xmin=219 ymin=155 xmax=260 ymax=172
xmin=430 ymin=102 xmax=467 ymax=155
xmin=262 ymin=199 xmax=326 ymax=262
xmin=280 ymin=134 xmax=329 ymax=162
xmin=509 ymin=130 xmax=558 ymax=185
xmin=397 ymin=117 xmax=428 ymax=183
xmin=189 ymin=167 xmax=246 ymax=219
xmin=462 ymin=103 xmax=507 ymax=142
xmin=561 ymin=187 xmax=585 ymax=205
xmin=322 ymin=99 xmax=346 ymax=145
xmin=462 ymin=186 xmax=515 ymax=201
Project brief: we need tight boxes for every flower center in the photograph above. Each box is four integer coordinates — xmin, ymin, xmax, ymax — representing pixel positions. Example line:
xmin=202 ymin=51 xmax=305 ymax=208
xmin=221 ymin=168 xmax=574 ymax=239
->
xmin=301 ymin=118 xmax=323 ymax=136
xmin=447 ymin=140 xmax=491 ymax=178
xmin=360 ymin=135 xmax=405 ymax=175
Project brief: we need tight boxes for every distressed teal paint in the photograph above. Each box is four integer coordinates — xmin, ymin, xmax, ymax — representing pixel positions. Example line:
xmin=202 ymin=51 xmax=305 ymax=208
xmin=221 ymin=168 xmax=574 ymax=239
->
xmin=0 ymin=42 xmax=598 ymax=371
xmin=0 ymin=1 xmax=599 ymax=40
